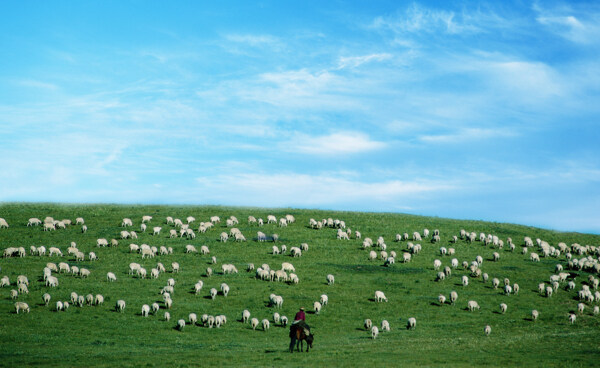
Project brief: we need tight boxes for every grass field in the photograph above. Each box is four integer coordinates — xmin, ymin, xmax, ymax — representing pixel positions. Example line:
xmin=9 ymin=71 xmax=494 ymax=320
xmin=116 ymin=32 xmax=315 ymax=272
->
xmin=0 ymin=203 xmax=599 ymax=367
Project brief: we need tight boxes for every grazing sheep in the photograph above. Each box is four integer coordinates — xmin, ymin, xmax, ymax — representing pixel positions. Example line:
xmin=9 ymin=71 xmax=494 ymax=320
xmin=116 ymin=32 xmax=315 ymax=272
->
xmin=97 ymin=238 xmax=109 ymax=247
xmin=531 ymin=309 xmax=539 ymax=321
xmin=189 ymin=313 xmax=198 ymax=325
xmin=578 ymin=303 xmax=585 ymax=314
xmin=371 ymin=326 xmax=379 ymax=339
xmin=116 ymin=300 xmax=126 ymax=312
xmin=327 ymin=274 xmax=335 ymax=285
xmin=381 ymin=320 xmax=390 ymax=332
xmin=492 ymin=278 xmax=500 ymax=289
xmin=85 ymin=294 xmax=94 ymax=306
xmin=242 ymin=310 xmax=251 ymax=323
xmin=462 ymin=276 xmax=469 ymax=287
xmin=273 ymin=312 xmax=281 ymax=324
xmin=281 ymin=316 xmax=288 ymax=326
xmin=374 ymin=290 xmax=388 ymax=302
xmin=95 ymin=294 xmax=104 ymax=306
xmin=206 ymin=268 xmax=213 ymax=277
xmin=500 ymin=303 xmax=507 ymax=314
xmin=56 ymin=301 xmax=64 ymax=311
xmin=364 ymin=319 xmax=373 ymax=330
xmin=211 ymin=256 xmax=217 ymax=264
xmin=164 ymin=297 xmax=172 ymax=309
xmin=505 ymin=285 xmax=513 ymax=295
xmin=172 ymin=262 xmax=180 ymax=273
xmin=546 ymin=286 xmax=553 ymax=297
xmin=493 ymin=252 xmax=500 ymax=261
xmin=484 ymin=325 xmax=491 ymax=336
xmin=407 ymin=317 xmax=417 ymax=330
xmin=314 ymin=301 xmax=322 ymax=314
xmin=194 ymin=281 xmax=204 ymax=294
xmin=251 ymin=318 xmax=259 ymax=330
xmin=10 ymin=289 xmax=18 ymax=299
xmin=185 ymin=244 xmax=197 ymax=253
xmin=438 ymin=294 xmax=446 ymax=305
xmin=262 ymin=319 xmax=270 ymax=331
xmin=221 ymin=283 xmax=230 ymax=297
xmin=14 ymin=302 xmax=30 ymax=314
xmin=43 ymin=293 xmax=51 ymax=306
xmin=210 ymin=288 xmax=218 ymax=300
xmin=177 ymin=319 xmax=186 ymax=331
xmin=569 ymin=313 xmax=576 ymax=324
xmin=107 ymin=272 xmax=117 ymax=282
xmin=513 ymin=283 xmax=519 ymax=295
xmin=0 ymin=218 xmax=9 ymax=229
xmin=320 ymin=294 xmax=328 ymax=306
xmin=433 ymin=259 xmax=442 ymax=270
xmin=79 ymin=268 xmax=90 ymax=278
xmin=467 ymin=300 xmax=480 ymax=311
xmin=436 ymin=272 xmax=445 ymax=281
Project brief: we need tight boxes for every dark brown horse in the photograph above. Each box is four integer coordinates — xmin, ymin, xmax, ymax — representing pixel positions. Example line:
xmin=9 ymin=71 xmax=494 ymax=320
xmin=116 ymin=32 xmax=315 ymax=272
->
xmin=289 ymin=324 xmax=314 ymax=353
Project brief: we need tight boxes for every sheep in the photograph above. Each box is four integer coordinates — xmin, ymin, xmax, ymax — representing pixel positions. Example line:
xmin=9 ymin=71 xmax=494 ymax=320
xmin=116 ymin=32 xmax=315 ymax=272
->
xmin=116 ymin=300 xmax=126 ymax=312
xmin=97 ymin=238 xmax=109 ymax=247
xmin=290 ymin=247 xmax=302 ymax=257
xmin=172 ymin=262 xmax=180 ymax=273
xmin=81 ymin=225 xmax=87 ymax=233
xmin=10 ymin=289 xmax=18 ymax=299
xmin=257 ymin=231 xmax=267 ymax=242
xmin=364 ymin=318 xmax=373 ymax=330
xmin=594 ymin=306 xmax=599 ymax=315
xmin=188 ymin=313 xmax=198 ymax=325
xmin=42 ymin=293 xmax=51 ymax=306
xmin=194 ymin=281 xmax=204 ymax=294
xmin=56 ymin=301 xmax=64 ymax=311
xmin=381 ymin=320 xmax=390 ymax=332
xmin=210 ymin=288 xmax=218 ymax=300
xmin=46 ymin=276 xmax=59 ymax=287
xmin=251 ymin=318 xmax=259 ymax=330
xmin=164 ymin=297 xmax=172 ymax=309
xmin=513 ymin=283 xmax=519 ymax=295
xmin=300 ymin=243 xmax=309 ymax=252
xmin=200 ymin=245 xmax=210 ymax=255
xmin=77 ymin=295 xmax=84 ymax=307
xmin=433 ymin=259 xmax=442 ymax=270
xmin=569 ymin=313 xmax=576 ymax=324
xmin=95 ymin=294 xmax=104 ymax=306
xmin=403 ymin=253 xmax=412 ymax=263
xmin=505 ymin=285 xmax=513 ymax=295
xmin=492 ymin=278 xmax=500 ymax=289
xmin=106 ymin=272 xmax=117 ymax=282
xmin=221 ymin=283 xmax=230 ymax=297
xmin=273 ymin=312 xmax=281 ymax=324
xmin=462 ymin=275 xmax=469 ymax=287
xmin=281 ymin=316 xmax=289 ymax=326
xmin=18 ymin=284 xmax=28 ymax=294
xmin=500 ymin=303 xmax=507 ymax=314
xmin=49 ymin=247 xmax=63 ymax=257
xmin=368 ymin=250 xmax=377 ymax=261
xmin=0 ymin=218 xmax=9 ymax=228
xmin=14 ymin=302 xmax=29 ymax=314
xmin=320 ymin=294 xmax=328 ymax=306
xmin=327 ymin=274 xmax=335 ymax=285
xmin=206 ymin=268 xmax=213 ymax=277
xmin=88 ymin=252 xmax=97 ymax=261
xmin=467 ymin=300 xmax=480 ymax=311
xmin=531 ymin=310 xmax=539 ymax=321
xmin=313 ymin=301 xmax=322 ymax=314
xmin=371 ymin=326 xmax=379 ymax=339
xmin=493 ymin=252 xmax=500 ymax=261
xmin=407 ymin=317 xmax=417 ymax=330
xmin=211 ymin=256 xmax=217 ymax=264
xmin=262 ymin=319 xmax=270 ymax=331
xmin=137 ymin=268 xmax=147 ymax=279
xmin=436 ymin=272 xmax=445 ymax=281
xmin=153 ymin=227 xmax=161 ymax=235
xmin=484 ymin=325 xmax=491 ymax=336
xmin=546 ymin=286 xmax=553 ymax=297
xmin=374 ymin=290 xmax=388 ymax=302
xmin=242 ymin=310 xmax=251 ymax=323
xmin=177 ymin=319 xmax=186 ymax=331
xmin=530 ymin=253 xmax=540 ymax=262
xmin=578 ymin=303 xmax=585 ymax=314
xmin=185 ymin=244 xmax=197 ymax=254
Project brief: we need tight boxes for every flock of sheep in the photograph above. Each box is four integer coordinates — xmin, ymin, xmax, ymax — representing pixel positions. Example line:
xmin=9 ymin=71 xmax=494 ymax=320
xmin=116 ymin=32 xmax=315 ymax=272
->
xmin=1 ymin=211 xmax=599 ymax=347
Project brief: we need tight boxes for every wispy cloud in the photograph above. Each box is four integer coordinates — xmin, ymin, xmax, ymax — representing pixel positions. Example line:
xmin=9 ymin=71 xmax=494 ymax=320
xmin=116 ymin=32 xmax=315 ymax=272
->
xmin=337 ymin=53 xmax=392 ymax=69
xmin=285 ymin=132 xmax=386 ymax=155
xmin=224 ymin=34 xmax=280 ymax=47
xmin=419 ymin=127 xmax=518 ymax=143
xmin=535 ymin=4 xmax=600 ymax=44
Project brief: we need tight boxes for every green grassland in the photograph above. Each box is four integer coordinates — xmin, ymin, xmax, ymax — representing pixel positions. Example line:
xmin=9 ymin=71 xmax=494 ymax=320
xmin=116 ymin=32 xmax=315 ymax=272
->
xmin=0 ymin=203 xmax=599 ymax=367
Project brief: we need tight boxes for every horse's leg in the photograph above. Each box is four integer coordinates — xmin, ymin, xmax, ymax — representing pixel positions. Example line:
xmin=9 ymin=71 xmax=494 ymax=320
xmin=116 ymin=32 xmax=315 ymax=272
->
xmin=289 ymin=337 xmax=296 ymax=353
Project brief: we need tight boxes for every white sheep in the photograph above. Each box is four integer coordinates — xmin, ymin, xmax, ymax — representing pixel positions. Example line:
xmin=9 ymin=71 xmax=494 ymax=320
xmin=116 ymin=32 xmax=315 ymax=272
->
xmin=107 ymin=272 xmax=117 ymax=282
xmin=177 ymin=319 xmax=186 ymax=331
xmin=569 ymin=313 xmax=576 ymax=324
xmin=210 ymin=288 xmax=218 ymax=300
xmin=194 ymin=281 xmax=204 ymax=294
xmin=364 ymin=319 xmax=373 ymax=330
xmin=206 ymin=267 xmax=213 ymax=277
xmin=0 ymin=218 xmax=9 ymax=229
xmin=505 ymin=285 xmax=513 ymax=295
xmin=56 ymin=301 xmax=64 ymax=311
xmin=578 ymin=303 xmax=585 ymax=314
xmin=116 ymin=300 xmax=126 ymax=312
xmin=251 ymin=318 xmax=259 ymax=330
xmin=407 ymin=317 xmax=416 ymax=330
xmin=492 ymin=278 xmax=500 ymax=289
xmin=43 ymin=293 xmax=51 ymax=306
xmin=320 ymin=294 xmax=328 ymax=306
xmin=327 ymin=274 xmax=335 ymax=285
xmin=531 ymin=309 xmax=539 ymax=321
xmin=371 ymin=326 xmax=379 ymax=339
xmin=262 ymin=319 xmax=270 ymax=331
xmin=433 ymin=259 xmax=442 ymax=270
xmin=381 ymin=320 xmax=390 ymax=332
xmin=172 ymin=262 xmax=180 ymax=273
xmin=484 ymin=325 xmax=491 ymax=336
xmin=313 ymin=301 xmax=322 ymax=314
xmin=500 ymin=303 xmax=507 ymax=314
xmin=468 ymin=300 xmax=480 ymax=311
xmin=221 ymin=283 xmax=230 ymax=297
xmin=242 ymin=310 xmax=251 ymax=323
xmin=374 ymin=290 xmax=388 ymax=302
xmin=14 ymin=302 xmax=29 ymax=314
xmin=153 ymin=226 xmax=162 ymax=235
xmin=462 ymin=275 xmax=469 ymax=287
xmin=95 ymin=294 xmax=104 ymax=305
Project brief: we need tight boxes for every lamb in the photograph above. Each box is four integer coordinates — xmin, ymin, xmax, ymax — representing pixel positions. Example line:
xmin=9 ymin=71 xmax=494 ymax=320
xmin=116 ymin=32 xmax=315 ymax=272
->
xmin=207 ymin=315 xmax=215 ymax=328
xmin=262 ymin=319 xmax=270 ymax=331
xmin=467 ymin=300 xmax=480 ymax=311
xmin=81 ymin=225 xmax=87 ymax=233
xmin=281 ymin=316 xmax=289 ymax=326
xmin=95 ymin=294 xmax=104 ymax=306
xmin=49 ymin=247 xmax=63 ymax=257
xmin=281 ymin=262 xmax=295 ymax=273
xmin=374 ymin=290 xmax=388 ymax=302
xmin=327 ymin=274 xmax=335 ymax=285
xmin=513 ymin=283 xmax=520 ymax=295
xmin=0 ymin=276 xmax=9 ymax=287
xmin=492 ymin=278 xmax=500 ymax=289
xmin=153 ymin=227 xmax=162 ymax=235
xmin=185 ymin=244 xmax=197 ymax=254
xmin=273 ymin=312 xmax=281 ymax=324
xmin=493 ymin=252 xmax=500 ymax=261
xmin=314 ymin=301 xmax=322 ymax=314
xmin=189 ymin=313 xmax=198 ymax=325
xmin=88 ymin=252 xmax=97 ymax=261
xmin=403 ymin=253 xmax=412 ymax=263
xmin=251 ymin=318 xmax=259 ymax=330
xmin=27 ymin=218 xmax=42 ymax=226
xmin=484 ymin=325 xmax=491 ymax=336
xmin=242 ymin=310 xmax=251 ymax=323
xmin=46 ymin=276 xmax=59 ymax=287
xmin=272 ymin=245 xmax=280 ymax=255
xmin=504 ymin=285 xmax=513 ymax=295
xmin=371 ymin=326 xmax=379 ymax=339
xmin=77 ymin=295 xmax=84 ymax=307
xmin=436 ymin=272 xmax=445 ymax=281
xmin=206 ymin=267 xmax=213 ymax=277
xmin=407 ymin=317 xmax=417 ymax=330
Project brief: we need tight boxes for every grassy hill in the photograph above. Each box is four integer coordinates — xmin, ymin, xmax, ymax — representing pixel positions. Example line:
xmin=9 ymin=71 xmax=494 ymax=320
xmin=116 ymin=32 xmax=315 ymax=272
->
xmin=0 ymin=203 xmax=599 ymax=367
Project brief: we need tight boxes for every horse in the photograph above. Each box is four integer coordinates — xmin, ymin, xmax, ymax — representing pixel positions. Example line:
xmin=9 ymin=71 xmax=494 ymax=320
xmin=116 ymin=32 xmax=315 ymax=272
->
xmin=289 ymin=323 xmax=314 ymax=353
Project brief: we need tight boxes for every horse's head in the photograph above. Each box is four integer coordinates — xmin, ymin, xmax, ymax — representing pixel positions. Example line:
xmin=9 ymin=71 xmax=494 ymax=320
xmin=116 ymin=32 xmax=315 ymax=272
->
xmin=306 ymin=333 xmax=314 ymax=348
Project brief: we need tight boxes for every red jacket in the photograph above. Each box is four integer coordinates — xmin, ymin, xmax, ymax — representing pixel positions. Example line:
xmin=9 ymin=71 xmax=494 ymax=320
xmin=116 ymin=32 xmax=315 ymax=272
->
xmin=294 ymin=310 xmax=306 ymax=321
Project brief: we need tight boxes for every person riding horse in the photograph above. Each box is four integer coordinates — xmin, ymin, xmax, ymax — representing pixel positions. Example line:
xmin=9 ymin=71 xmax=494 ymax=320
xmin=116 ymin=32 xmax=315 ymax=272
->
xmin=289 ymin=307 xmax=313 ymax=352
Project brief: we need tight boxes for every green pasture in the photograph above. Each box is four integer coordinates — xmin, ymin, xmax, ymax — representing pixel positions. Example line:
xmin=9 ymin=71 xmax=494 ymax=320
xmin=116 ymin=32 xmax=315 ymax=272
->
xmin=0 ymin=203 xmax=599 ymax=367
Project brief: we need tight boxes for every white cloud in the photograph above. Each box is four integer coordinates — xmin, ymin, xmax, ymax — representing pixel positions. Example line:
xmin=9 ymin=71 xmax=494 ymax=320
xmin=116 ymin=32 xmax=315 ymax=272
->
xmin=224 ymin=34 xmax=280 ymax=47
xmin=337 ymin=53 xmax=392 ymax=69
xmin=535 ymin=5 xmax=600 ymax=44
xmin=419 ymin=127 xmax=518 ymax=143
xmin=285 ymin=132 xmax=386 ymax=155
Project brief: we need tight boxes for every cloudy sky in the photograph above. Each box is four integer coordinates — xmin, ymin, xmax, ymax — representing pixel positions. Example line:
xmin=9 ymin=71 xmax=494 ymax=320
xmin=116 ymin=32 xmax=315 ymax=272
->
xmin=1 ymin=1 xmax=599 ymax=233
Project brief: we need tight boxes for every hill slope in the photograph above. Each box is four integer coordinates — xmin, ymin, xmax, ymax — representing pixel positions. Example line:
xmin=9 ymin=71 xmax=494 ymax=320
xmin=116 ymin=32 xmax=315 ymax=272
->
xmin=0 ymin=203 xmax=599 ymax=367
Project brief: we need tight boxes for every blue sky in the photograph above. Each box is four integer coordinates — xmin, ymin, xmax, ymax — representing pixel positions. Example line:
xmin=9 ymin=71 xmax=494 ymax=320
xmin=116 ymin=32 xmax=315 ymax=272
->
xmin=1 ymin=1 xmax=599 ymax=233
